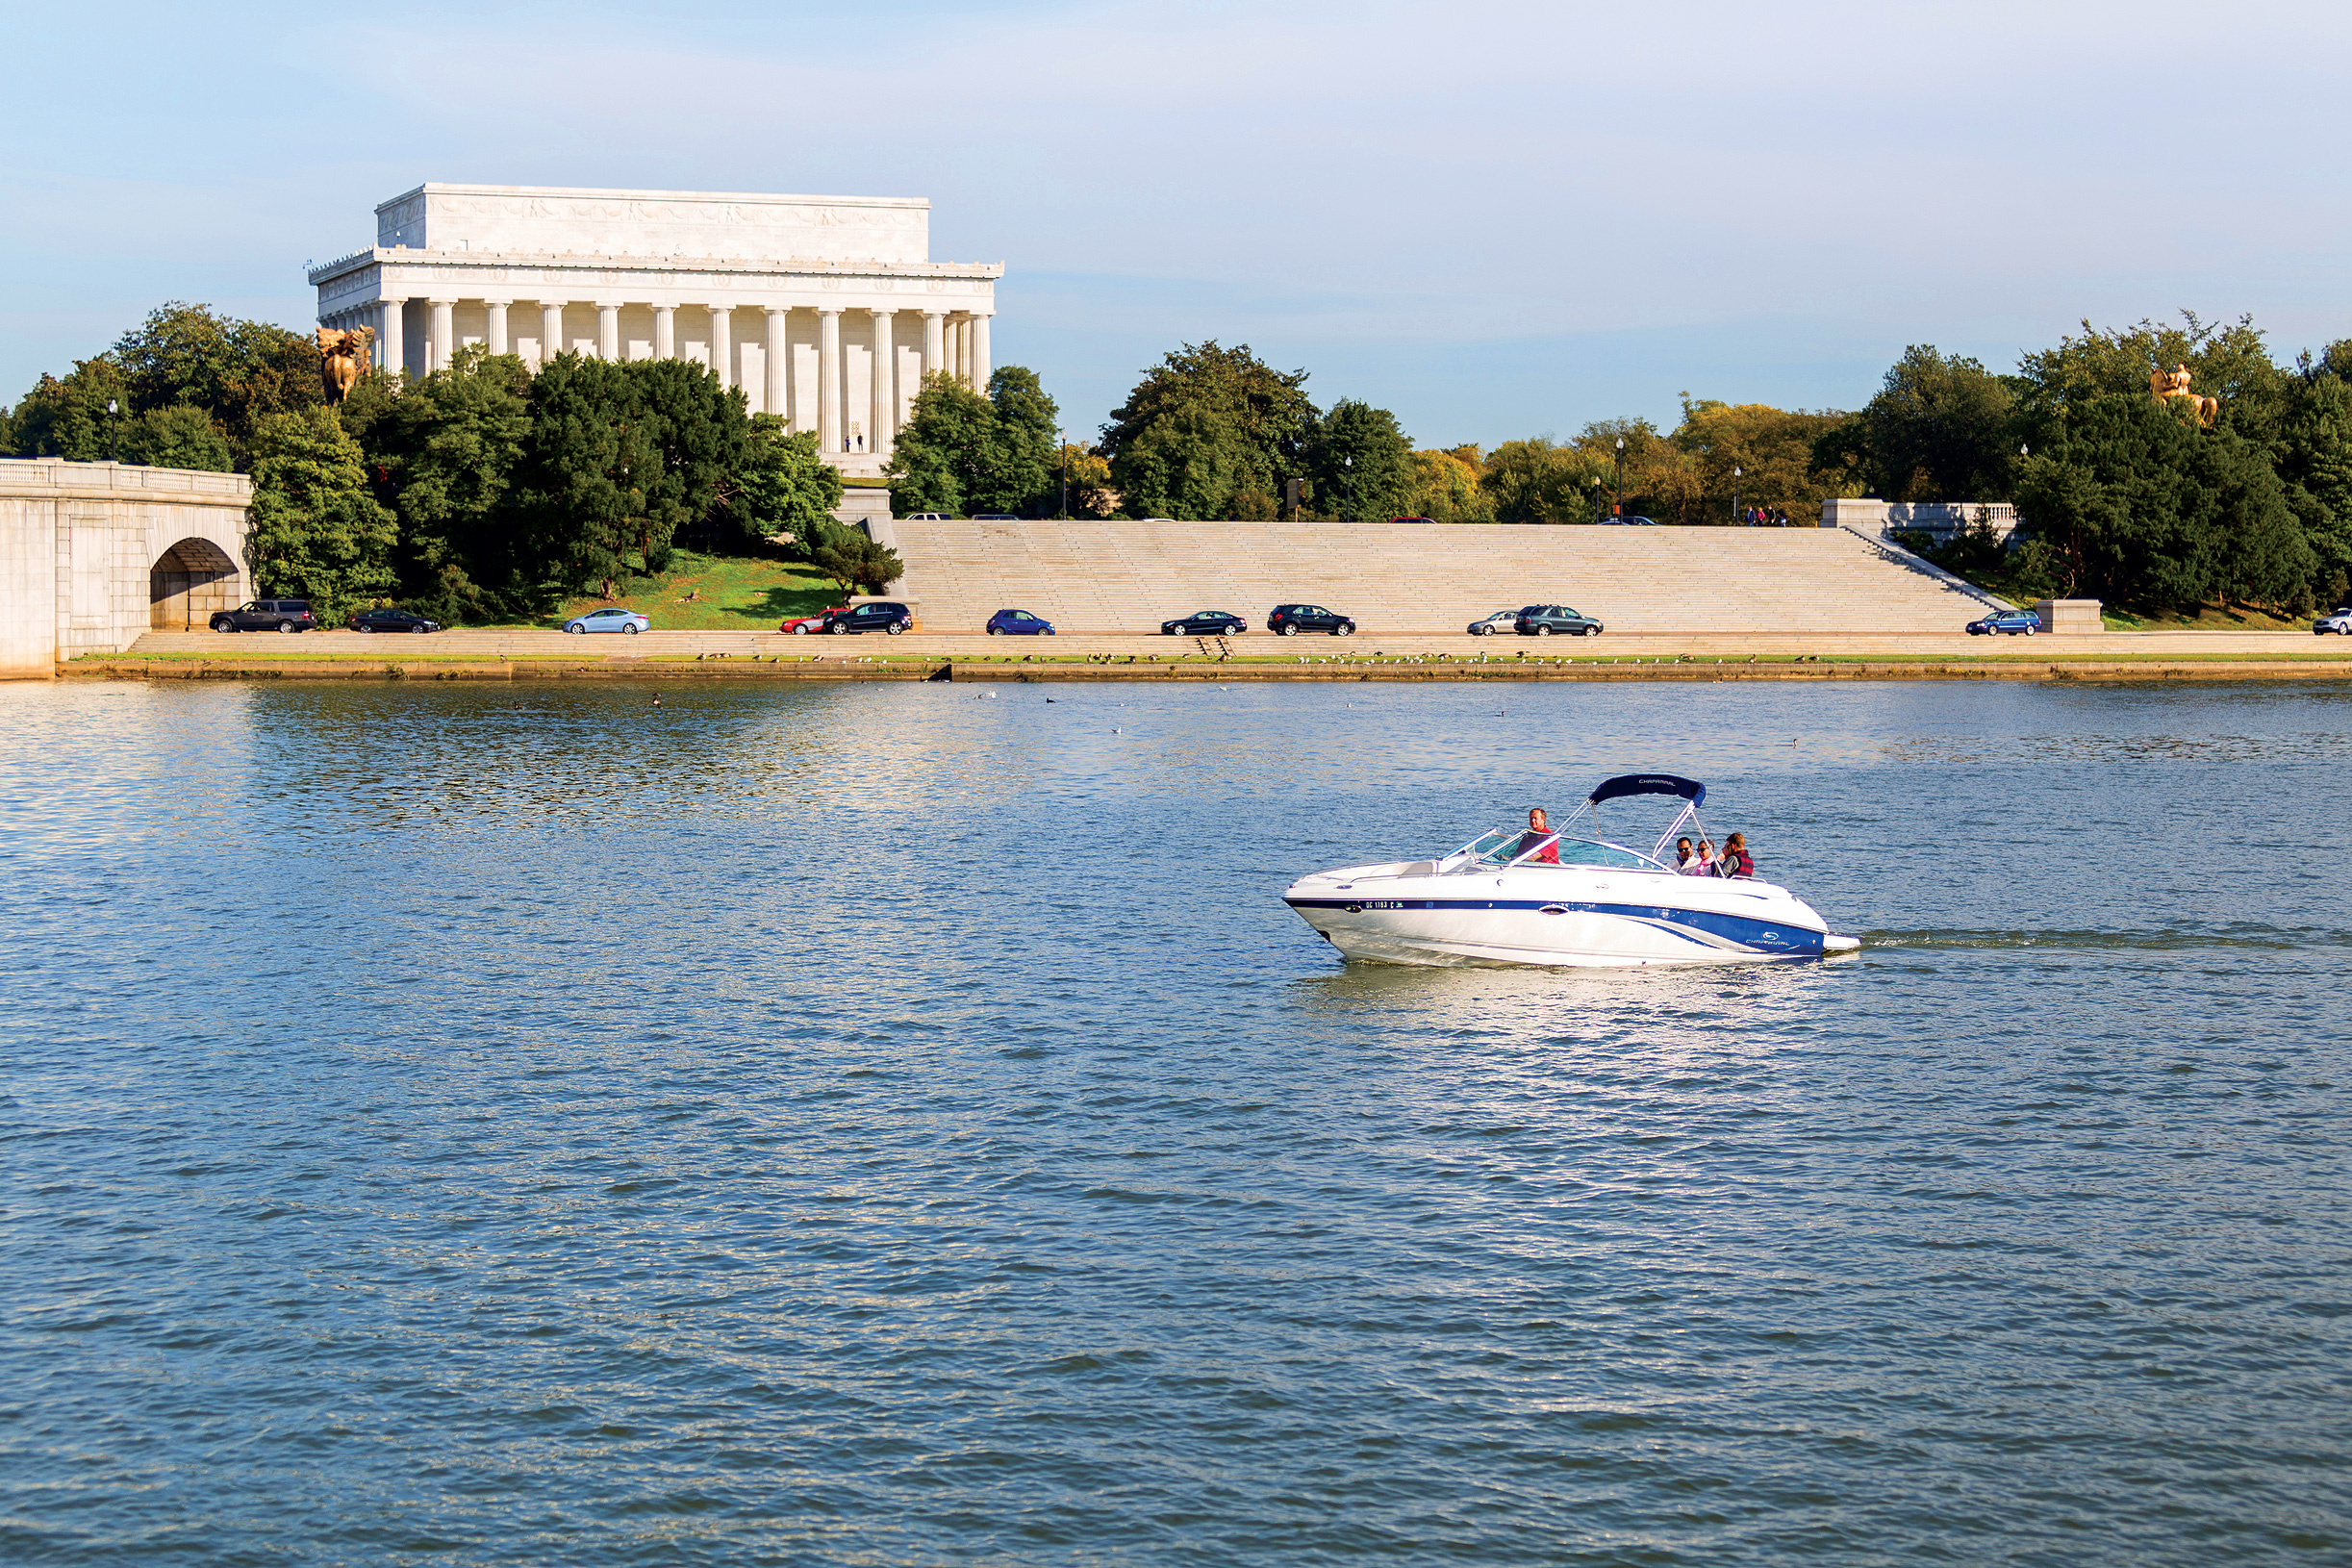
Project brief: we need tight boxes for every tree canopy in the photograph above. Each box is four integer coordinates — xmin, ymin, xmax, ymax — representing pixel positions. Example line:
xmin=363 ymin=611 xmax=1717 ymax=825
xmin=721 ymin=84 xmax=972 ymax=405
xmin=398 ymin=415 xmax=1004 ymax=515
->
xmin=1100 ymin=341 xmax=1316 ymax=519
xmin=884 ymin=367 xmax=1061 ymax=516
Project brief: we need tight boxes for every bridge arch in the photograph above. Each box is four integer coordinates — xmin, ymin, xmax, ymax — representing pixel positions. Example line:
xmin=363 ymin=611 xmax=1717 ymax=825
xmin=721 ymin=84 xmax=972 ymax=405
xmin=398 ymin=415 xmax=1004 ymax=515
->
xmin=150 ymin=536 xmax=244 ymax=630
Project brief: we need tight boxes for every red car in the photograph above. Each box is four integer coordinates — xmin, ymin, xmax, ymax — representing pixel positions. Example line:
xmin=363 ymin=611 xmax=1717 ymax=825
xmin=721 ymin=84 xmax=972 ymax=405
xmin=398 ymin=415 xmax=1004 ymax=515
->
xmin=780 ymin=606 xmax=848 ymax=634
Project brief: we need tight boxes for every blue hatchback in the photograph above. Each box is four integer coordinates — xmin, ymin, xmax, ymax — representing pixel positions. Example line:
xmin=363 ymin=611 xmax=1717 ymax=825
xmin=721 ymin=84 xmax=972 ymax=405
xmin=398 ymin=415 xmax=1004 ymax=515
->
xmin=986 ymin=608 xmax=1055 ymax=636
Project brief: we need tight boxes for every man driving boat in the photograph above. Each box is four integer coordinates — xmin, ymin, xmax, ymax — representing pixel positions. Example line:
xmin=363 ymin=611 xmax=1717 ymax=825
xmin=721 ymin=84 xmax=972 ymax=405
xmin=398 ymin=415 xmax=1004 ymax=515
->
xmin=1514 ymin=806 xmax=1561 ymax=864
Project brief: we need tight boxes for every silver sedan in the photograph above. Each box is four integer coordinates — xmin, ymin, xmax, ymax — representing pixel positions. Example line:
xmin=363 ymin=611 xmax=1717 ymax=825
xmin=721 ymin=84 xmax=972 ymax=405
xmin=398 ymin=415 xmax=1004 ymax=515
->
xmin=564 ymin=607 xmax=649 ymax=634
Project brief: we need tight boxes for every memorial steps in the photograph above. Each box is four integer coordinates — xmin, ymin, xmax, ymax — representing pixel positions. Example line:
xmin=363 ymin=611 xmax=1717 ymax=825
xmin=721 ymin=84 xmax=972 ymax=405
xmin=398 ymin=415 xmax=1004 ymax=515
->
xmin=883 ymin=519 xmax=2012 ymax=635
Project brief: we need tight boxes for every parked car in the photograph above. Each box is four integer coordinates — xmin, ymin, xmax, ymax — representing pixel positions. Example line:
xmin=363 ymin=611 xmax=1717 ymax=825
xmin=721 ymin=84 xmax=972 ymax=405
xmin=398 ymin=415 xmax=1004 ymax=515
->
xmin=823 ymin=601 xmax=913 ymax=635
xmin=1966 ymin=608 xmax=2040 ymax=636
xmin=974 ymin=513 xmax=1021 ymax=521
xmin=1162 ymin=610 xmax=1248 ymax=637
xmin=564 ymin=607 xmax=649 ymax=634
xmin=210 ymin=598 xmax=316 ymax=633
xmin=902 ymin=512 xmax=951 ymax=521
xmin=1598 ymin=515 xmax=1659 ymax=526
xmin=1515 ymin=604 xmax=1604 ymax=636
xmin=1267 ymin=603 xmax=1355 ymax=637
xmin=1388 ymin=516 xmax=1436 ymax=524
xmin=1466 ymin=610 xmax=1519 ymax=636
xmin=987 ymin=608 xmax=1055 ymax=635
xmin=780 ymin=606 xmax=848 ymax=634
xmin=351 ymin=608 xmax=441 ymax=634
xmin=2314 ymin=607 xmax=2352 ymax=635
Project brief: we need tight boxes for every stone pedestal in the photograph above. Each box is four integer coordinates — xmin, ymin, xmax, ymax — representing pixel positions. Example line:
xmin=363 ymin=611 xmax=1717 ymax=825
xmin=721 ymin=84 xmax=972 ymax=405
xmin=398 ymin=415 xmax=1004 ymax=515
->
xmin=2034 ymin=598 xmax=2103 ymax=634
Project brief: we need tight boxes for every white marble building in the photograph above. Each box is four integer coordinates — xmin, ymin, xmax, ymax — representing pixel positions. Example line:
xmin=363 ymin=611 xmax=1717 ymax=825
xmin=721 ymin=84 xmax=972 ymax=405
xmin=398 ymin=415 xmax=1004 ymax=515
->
xmin=307 ymin=184 xmax=1001 ymax=477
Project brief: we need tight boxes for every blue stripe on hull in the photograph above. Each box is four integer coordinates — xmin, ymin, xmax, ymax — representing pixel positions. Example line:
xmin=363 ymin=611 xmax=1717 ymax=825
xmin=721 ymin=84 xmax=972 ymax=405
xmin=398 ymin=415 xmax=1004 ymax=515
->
xmin=1285 ymin=897 xmax=1824 ymax=956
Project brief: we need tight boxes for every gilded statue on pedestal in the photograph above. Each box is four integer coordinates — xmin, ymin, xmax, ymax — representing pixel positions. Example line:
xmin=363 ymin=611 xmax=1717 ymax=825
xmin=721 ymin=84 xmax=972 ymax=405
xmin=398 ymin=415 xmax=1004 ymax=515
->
xmin=316 ymin=326 xmax=376 ymax=406
xmin=2149 ymin=363 xmax=2218 ymax=427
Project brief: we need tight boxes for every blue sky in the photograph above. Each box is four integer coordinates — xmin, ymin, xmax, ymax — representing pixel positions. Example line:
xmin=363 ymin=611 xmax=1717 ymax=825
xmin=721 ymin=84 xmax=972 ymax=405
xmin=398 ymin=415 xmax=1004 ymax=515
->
xmin=6 ymin=0 xmax=2347 ymax=448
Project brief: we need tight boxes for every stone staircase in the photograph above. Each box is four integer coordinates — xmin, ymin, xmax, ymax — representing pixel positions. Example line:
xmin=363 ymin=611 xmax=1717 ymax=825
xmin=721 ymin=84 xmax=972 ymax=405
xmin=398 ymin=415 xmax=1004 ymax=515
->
xmin=881 ymin=520 xmax=2010 ymax=634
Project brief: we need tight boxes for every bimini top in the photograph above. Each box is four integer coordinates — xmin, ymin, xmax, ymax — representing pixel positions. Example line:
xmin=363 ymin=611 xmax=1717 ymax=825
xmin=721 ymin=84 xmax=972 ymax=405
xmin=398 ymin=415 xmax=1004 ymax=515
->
xmin=1588 ymin=773 xmax=1706 ymax=807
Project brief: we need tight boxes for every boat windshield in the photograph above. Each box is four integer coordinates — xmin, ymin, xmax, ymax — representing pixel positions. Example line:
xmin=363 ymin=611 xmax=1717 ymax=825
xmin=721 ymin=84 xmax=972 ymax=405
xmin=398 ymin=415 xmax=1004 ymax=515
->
xmin=1441 ymin=828 xmax=1667 ymax=873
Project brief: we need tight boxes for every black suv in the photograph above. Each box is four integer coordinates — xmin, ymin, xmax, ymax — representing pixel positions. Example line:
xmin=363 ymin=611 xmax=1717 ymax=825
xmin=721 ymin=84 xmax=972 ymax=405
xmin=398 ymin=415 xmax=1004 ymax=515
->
xmin=211 ymin=599 xmax=317 ymax=633
xmin=1267 ymin=603 xmax=1356 ymax=637
xmin=1515 ymin=604 xmax=1603 ymax=637
xmin=822 ymin=600 xmax=914 ymax=635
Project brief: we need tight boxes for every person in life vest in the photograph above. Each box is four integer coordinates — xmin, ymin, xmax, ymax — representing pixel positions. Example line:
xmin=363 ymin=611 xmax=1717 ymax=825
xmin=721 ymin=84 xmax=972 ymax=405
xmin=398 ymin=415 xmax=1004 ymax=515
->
xmin=1718 ymin=832 xmax=1756 ymax=878
xmin=1515 ymin=806 xmax=1561 ymax=864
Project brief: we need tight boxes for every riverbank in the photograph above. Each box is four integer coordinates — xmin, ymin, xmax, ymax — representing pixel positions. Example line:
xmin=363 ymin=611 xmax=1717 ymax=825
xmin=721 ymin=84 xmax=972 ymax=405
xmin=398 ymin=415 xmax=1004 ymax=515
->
xmin=58 ymin=646 xmax=2352 ymax=683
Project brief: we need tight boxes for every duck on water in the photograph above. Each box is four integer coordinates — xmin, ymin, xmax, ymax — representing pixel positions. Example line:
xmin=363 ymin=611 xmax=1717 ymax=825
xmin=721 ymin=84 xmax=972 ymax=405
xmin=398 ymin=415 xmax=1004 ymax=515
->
xmin=1283 ymin=773 xmax=1861 ymax=968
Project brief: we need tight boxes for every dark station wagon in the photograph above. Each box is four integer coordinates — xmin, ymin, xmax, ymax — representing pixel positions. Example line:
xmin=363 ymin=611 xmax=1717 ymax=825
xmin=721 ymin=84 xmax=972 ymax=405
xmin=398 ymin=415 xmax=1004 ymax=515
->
xmin=211 ymin=599 xmax=316 ymax=633
xmin=352 ymin=608 xmax=442 ymax=634
xmin=1515 ymin=604 xmax=1604 ymax=637
xmin=1267 ymin=603 xmax=1356 ymax=637
xmin=823 ymin=601 xmax=914 ymax=635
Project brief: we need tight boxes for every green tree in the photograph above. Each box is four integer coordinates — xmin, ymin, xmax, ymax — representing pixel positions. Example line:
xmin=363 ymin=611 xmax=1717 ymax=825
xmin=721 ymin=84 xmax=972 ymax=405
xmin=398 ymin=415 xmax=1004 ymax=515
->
xmin=807 ymin=520 xmax=903 ymax=597
xmin=980 ymin=366 xmax=1059 ymax=514
xmin=123 ymin=404 xmax=235 ymax=471
xmin=883 ymin=366 xmax=1062 ymax=517
xmin=1108 ymin=401 xmax=1262 ymax=520
xmin=2014 ymin=393 xmax=2312 ymax=611
xmin=1304 ymin=399 xmax=1413 ymax=519
xmin=727 ymin=414 xmax=843 ymax=545
xmin=2276 ymin=362 xmax=2352 ymax=607
xmin=344 ymin=344 xmax=537 ymax=622
xmin=1836 ymin=345 xmax=2019 ymax=501
xmin=1480 ymin=438 xmax=1606 ymax=522
xmin=884 ymin=370 xmax=997 ymax=516
xmin=111 ymin=301 xmax=322 ymax=458
xmin=9 ymin=359 xmax=133 ymax=459
xmin=1100 ymin=341 xmax=1315 ymax=518
xmin=515 ymin=354 xmax=664 ymax=600
xmin=246 ymin=406 xmax=398 ymax=622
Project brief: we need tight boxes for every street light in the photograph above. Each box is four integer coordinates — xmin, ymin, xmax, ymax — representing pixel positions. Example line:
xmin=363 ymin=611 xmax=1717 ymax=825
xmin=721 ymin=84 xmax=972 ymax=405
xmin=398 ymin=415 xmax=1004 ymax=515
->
xmin=108 ymin=398 xmax=119 ymax=463
xmin=1612 ymin=436 xmax=1625 ymax=520
xmin=1732 ymin=465 xmax=1742 ymax=525
xmin=1345 ymin=452 xmax=1354 ymax=522
xmin=1059 ymin=426 xmax=1069 ymax=520
xmin=1591 ymin=474 xmax=1604 ymax=524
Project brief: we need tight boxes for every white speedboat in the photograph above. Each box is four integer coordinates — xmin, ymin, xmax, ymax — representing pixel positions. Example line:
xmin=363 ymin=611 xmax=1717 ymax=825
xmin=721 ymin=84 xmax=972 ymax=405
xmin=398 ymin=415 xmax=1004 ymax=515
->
xmin=1283 ymin=773 xmax=1859 ymax=968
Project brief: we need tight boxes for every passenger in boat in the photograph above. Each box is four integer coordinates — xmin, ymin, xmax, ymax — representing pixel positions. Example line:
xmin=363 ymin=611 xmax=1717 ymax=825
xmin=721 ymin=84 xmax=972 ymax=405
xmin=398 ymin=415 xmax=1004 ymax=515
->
xmin=1515 ymin=806 xmax=1561 ymax=864
xmin=1674 ymin=837 xmax=1697 ymax=871
xmin=1690 ymin=838 xmax=1717 ymax=873
xmin=1719 ymin=832 xmax=1755 ymax=878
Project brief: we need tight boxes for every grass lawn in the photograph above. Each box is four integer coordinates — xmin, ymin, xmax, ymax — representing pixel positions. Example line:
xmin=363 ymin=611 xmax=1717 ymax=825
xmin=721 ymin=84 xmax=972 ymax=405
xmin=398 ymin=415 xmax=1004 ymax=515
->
xmin=2101 ymin=602 xmax=2311 ymax=631
xmin=542 ymin=549 xmax=847 ymax=631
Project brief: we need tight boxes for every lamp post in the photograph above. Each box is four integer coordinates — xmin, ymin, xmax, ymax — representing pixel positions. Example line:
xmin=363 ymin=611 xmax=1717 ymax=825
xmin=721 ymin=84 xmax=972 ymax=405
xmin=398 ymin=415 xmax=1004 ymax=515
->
xmin=1059 ymin=427 xmax=1069 ymax=520
xmin=1345 ymin=453 xmax=1354 ymax=522
xmin=1612 ymin=436 xmax=1625 ymax=520
xmin=1591 ymin=474 xmax=1604 ymax=524
xmin=108 ymin=398 xmax=119 ymax=463
xmin=1732 ymin=465 xmax=1742 ymax=525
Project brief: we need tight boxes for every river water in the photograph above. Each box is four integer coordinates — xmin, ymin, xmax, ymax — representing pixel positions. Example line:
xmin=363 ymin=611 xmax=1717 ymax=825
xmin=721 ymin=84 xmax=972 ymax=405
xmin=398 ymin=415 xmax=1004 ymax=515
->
xmin=2 ymin=676 xmax=2347 ymax=1565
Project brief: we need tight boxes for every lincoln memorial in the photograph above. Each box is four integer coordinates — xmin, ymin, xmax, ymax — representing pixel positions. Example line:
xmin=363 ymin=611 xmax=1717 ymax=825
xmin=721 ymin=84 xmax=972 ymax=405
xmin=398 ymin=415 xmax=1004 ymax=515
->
xmin=306 ymin=184 xmax=1002 ymax=477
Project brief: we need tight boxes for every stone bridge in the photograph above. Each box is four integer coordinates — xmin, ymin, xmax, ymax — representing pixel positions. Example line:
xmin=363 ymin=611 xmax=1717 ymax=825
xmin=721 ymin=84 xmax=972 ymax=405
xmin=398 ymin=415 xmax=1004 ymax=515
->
xmin=0 ymin=459 xmax=252 ymax=678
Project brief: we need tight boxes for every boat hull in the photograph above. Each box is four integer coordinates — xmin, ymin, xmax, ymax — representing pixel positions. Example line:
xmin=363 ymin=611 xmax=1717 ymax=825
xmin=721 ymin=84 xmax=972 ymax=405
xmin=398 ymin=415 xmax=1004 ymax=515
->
xmin=1284 ymin=864 xmax=1838 ymax=969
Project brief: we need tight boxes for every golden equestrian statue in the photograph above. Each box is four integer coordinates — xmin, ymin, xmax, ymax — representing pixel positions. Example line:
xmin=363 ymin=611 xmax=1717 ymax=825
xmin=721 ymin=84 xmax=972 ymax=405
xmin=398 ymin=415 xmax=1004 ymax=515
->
xmin=316 ymin=325 xmax=376 ymax=407
xmin=2150 ymin=363 xmax=2217 ymax=428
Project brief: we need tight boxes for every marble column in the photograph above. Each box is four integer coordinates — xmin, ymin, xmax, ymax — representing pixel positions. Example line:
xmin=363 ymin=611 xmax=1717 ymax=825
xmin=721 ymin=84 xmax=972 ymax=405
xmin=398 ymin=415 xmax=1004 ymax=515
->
xmin=596 ymin=304 xmax=620 ymax=361
xmin=765 ymin=309 xmax=790 ymax=423
xmin=380 ymin=299 xmax=403 ymax=372
xmin=971 ymin=314 xmax=991 ymax=392
xmin=540 ymin=302 xmax=565 ymax=365
xmin=429 ymin=298 xmax=455 ymax=374
xmin=653 ymin=305 xmax=675 ymax=360
xmin=959 ymin=316 xmax=976 ymax=388
xmin=817 ymin=309 xmax=842 ymax=454
xmin=923 ymin=312 xmax=945 ymax=388
xmin=708 ymin=306 xmax=733 ymax=388
xmin=870 ymin=310 xmax=896 ymax=453
xmin=485 ymin=301 xmax=510 ymax=357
